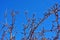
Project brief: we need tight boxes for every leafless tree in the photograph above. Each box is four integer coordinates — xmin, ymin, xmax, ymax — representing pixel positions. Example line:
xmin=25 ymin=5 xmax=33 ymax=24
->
xmin=0 ymin=3 xmax=60 ymax=40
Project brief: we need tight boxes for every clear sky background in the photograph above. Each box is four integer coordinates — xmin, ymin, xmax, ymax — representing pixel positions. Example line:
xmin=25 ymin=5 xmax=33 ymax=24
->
xmin=0 ymin=0 xmax=60 ymax=40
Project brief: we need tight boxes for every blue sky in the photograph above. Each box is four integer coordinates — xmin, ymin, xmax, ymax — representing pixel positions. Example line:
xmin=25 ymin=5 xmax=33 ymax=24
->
xmin=0 ymin=0 xmax=60 ymax=40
